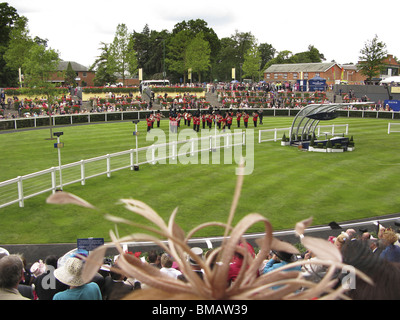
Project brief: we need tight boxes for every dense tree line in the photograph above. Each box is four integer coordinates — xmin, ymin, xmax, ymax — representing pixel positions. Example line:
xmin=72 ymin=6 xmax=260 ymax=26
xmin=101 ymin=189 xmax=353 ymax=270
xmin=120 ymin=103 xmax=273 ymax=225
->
xmin=0 ymin=2 xmax=390 ymax=87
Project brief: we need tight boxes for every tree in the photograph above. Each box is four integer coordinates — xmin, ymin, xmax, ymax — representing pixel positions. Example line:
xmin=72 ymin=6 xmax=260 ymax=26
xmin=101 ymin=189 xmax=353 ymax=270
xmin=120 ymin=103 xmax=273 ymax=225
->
xmin=185 ymin=33 xmax=211 ymax=82
xmin=110 ymin=23 xmax=137 ymax=85
xmin=213 ymin=31 xmax=256 ymax=82
xmin=213 ymin=37 xmax=237 ymax=81
xmin=64 ymin=62 xmax=77 ymax=87
xmin=90 ymin=42 xmax=118 ymax=86
xmin=132 ymin=25 xmax=170 ymax=79
xmin=166 ymin=29 xmax=191 ymax=83
xmin=242 ymin=45 xmax=262 ymax=81
xmin=259 ymin=43 xmax=276 ymax=71
xmin=168 ymin=19 xmax=219 ymax=82
xmin=0 ymin=2 xmax=21 ymax=86
xmin=23 ymin=42 xmax=60 ymax=139
xmin=292 ymin=45 xmax=325 ymax=63
xmin=358 ymin=35 xmax=387 ymax=81
xmin=3 ymin=16 xmax=34 ymax=87
xmin=264 ymin=50 xmax=295 ymax=70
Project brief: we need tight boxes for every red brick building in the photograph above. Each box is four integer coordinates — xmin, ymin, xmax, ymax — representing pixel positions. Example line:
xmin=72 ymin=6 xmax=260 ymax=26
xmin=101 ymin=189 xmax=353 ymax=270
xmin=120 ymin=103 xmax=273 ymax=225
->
xmin=263 ymin=62 xmax=350 ymax=85
xmin=49 ymin=61 xmax=96 ymax=87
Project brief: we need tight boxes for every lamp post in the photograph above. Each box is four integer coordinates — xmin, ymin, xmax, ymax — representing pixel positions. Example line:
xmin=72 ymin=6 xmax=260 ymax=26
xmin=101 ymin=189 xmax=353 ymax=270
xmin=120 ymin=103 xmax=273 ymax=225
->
xmin=53 ymin=132 xmax=64 ymax=190
xmin=133 ymin=120 xmax=140 ymax=171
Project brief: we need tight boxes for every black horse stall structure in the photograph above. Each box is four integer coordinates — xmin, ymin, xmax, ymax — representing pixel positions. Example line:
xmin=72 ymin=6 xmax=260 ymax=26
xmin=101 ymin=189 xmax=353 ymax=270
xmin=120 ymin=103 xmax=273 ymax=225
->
xmin=288 ymin=102 xmax=371 ymax=151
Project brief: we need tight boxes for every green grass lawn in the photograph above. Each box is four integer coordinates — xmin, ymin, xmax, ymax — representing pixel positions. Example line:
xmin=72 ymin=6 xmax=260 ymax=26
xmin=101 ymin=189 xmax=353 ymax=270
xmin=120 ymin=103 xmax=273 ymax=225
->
xmin=1 ymin=116 xmax=400 ymax=244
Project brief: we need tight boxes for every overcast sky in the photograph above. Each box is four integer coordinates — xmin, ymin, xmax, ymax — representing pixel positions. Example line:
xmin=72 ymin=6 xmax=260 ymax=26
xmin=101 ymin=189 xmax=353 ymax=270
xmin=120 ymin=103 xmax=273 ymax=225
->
xmin=6 ymin=0 xmax=400 ymax=69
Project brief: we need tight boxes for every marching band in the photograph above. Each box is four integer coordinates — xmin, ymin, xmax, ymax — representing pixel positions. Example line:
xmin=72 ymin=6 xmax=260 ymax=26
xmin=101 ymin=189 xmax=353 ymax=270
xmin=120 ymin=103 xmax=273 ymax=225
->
xmin=146 ymin=108 xmax=262 ymax=133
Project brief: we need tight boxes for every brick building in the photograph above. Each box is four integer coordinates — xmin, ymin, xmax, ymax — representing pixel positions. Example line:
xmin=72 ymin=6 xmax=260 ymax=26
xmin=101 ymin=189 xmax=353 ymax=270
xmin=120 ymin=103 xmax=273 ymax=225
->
xmin=49 ymin=61 xmax=96 ymax=87
xmin=263 ymin=62 xmax=352 ymax=85
xmin=264 ymin=55 xmax=400 ymax=87
xmin=380 ymin=54 xmax=400 ymax=79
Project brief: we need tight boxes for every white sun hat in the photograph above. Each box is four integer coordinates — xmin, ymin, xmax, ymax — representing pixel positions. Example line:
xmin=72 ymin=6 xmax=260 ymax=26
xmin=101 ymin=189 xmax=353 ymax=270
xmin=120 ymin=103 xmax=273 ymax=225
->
xmin=54 ymin=257 xmax=87 ymax=287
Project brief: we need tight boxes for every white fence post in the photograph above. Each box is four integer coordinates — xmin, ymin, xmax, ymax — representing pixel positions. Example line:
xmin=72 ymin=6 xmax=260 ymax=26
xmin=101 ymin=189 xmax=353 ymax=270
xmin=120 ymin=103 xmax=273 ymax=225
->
xmin=106 ymin=155 xmax=111 ymax=178
xmin=51 ymin=168 xmax=57 ymax=193
xmin=80 ymin=160 xmax=86 ymax=185
xmin=17 ymin=176 xmax=24 ymax=208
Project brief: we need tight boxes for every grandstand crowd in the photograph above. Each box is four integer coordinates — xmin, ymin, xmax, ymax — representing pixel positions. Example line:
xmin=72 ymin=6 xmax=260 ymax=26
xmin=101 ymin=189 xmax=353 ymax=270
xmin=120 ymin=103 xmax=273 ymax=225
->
xmin=1 ymin=222 xmax=400 ymax=300
xmin=0 ymin=81 xmax=391 ymax=120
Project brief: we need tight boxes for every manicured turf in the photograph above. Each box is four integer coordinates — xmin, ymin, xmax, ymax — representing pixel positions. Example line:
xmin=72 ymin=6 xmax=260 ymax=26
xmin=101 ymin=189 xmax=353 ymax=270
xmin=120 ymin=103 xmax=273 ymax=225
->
xmin=1 ymin=116 xmax=399 ymax=244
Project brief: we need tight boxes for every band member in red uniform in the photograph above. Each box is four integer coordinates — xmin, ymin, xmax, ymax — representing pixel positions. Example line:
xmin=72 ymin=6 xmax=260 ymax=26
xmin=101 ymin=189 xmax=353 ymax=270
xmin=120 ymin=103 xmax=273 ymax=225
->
xmin=252 ymin=111 xmax=259 ymax=127
xmin=236 ymin=110 xmax=242 ymax=128
xmin=156 ymin=111 xmax=161 ymax=128
xmin=216 ymin=113 xmax=221 ymax=129
xmin=177 ymin=109 xmax=182 ymax=128
xmin=207 ymin=113 xmax=213 ymax=129
xmin=187 ymin=112 xmax=192 ymax=127
xmin=221 ymin=113 xmax=227 ymax=131
xmin=243 ymin=112 xmax=249 ymax=128
xmin=147 ymin=113 xmax=153 ymax=132
xmin=202 ymin=112 xmax=206 ymax=129
xmin=169 ymin=112 xmax=177 ymax=133
xmin=226 ymin=112 xmax=233 ymax=130
xmin=193 ymin=114 xmax=197 ymax=131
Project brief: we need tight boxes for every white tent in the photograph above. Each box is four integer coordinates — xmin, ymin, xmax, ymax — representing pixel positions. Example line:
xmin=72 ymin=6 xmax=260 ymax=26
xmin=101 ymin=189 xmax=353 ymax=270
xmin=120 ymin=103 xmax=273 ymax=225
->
xmin=380 ymin=76 xmax=400 ymax=84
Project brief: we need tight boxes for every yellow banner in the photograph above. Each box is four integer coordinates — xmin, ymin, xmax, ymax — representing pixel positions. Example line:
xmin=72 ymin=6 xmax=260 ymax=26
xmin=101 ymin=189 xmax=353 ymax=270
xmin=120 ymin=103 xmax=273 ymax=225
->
xmin=139 ymin=68 xmax=143 ymax=81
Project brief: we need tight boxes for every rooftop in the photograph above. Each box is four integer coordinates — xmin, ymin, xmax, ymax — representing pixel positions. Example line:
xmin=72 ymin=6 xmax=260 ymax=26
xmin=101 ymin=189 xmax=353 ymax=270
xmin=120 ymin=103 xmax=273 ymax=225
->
xmin=58 ymin=61 xmax=89 ymax=72
xmin=264 ymin=62 xmax=338 ymax=73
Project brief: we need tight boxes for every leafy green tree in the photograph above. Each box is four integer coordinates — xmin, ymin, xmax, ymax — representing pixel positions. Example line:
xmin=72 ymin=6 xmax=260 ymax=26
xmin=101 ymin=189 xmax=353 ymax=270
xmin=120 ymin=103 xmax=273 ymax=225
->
xmin=292 ymin=45 xmax=325 ymax=63
xmin=258 ymin=43 xmax=276 ymax=71
xmin=132 ymin=26 xmax=170 ymax=80
xmin=23 ymin=42 xmax=60 ymax=138
xmin=213 ymin=37 xmax=237 ymax=81
xmin=185 ymin=33 xmax=211 ymax=82
xmin=264 ymin=50 xmax=295 ymax=70
xmin=90 ymin=42 xmax=118 ymax=86
xmin=358 ymin=34 xmax=388 ymax=81
xmin=132 ymin=24 xmax=151 ymax=76
xmin=242 ymin=45 xmax=262 ymax=81
xmin=3 ymin=16 xmax=34 ymax=72
xmin=0 ymin=2 xmax=21 ymax=86
xmin=64 ymin=62 xmax=77 ymax=87
xmin=166 ymin=29 xmax=191 ymax=83
xmin=231 ymin=30 xmax=257 ymax=77
xmin=167 ymin=19 xmax=219 ymax=82
xmin=110 ymin=23 xmax=137 ymax=85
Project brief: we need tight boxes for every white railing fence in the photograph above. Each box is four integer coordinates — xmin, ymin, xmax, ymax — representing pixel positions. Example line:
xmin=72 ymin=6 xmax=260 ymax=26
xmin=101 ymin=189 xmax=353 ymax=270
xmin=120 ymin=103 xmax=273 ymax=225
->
xmin=258 ymin=128 xmax=291 ymax=143
xmin=258 ymin=124 xmax=349 ymax=143
xmin=0 ymin=131 xmax=245 ymax=208
xmin=388 ymin=123 xmax=400 ymax=134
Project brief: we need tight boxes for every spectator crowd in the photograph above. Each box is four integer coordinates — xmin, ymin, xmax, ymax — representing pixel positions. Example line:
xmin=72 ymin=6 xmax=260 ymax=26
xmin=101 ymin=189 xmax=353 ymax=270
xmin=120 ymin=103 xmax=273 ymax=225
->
xmin=1 ymin=220 xmax=400 ymax=300
xmin=0 ymin=81 xmax=392 ymax=121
